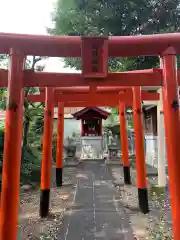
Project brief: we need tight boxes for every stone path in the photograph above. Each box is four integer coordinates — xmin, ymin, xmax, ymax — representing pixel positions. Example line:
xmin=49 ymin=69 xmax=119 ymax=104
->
xmin=57 ymin=161 xmax=135 ymax=240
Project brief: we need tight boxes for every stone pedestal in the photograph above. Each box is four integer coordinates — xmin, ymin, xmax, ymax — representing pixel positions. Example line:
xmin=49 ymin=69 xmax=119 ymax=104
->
xmin=108 ymin=145 xmax=120 ymax=160
xmin=64 ymin=145 xmax=76 ymax=158
xmin=81 ymin=136 xmax=103 ymax=159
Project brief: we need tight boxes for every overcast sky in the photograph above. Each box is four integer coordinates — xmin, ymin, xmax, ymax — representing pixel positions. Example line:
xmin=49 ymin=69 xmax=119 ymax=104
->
xmin=0 ymin=0 xmax=78 ymax=72
xmin=0 ymin=0 xmax=54 ymax=34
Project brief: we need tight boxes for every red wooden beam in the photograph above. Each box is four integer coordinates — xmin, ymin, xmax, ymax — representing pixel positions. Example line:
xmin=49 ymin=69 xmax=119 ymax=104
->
xmin=0 ymin=68 xmax=163 ymax=87
xmin=40 ymin=86 xmax=131 ymax=93
xmin=1 ymin=67 xmax=180 ymax=87
xmin=0 ymin=32 xmax=180 ymax=57
xmin=0 ymin=33 xmax=81 ymax=57
xmin=24 ymin=68 xmax=162 ymax=87
xmin=27 ymin=93 xmax=132 ymax=103
xmin=55 ymin=101 xmax=132 ymax=108
xmin=54 ymin=92 xmax=134 ymax=102
xmin=98 ymin=87 xmax=130 ymax=92
xmin=27 ymin=94 xmax=133 ymax=107
xmin=109 ymin=34 xmax=180 ymax=57
xmin=27 ymin=91 xmax=159 ymax=103
xmin=141 ymin=91 xmax=159 ymax=101
xmin=27 ymin=94 xmax=132 ymax=107
xmin=53 ymin=88 xmax=160 ymax=97
xmin=23 ymin=69 xmax=180 ymax=87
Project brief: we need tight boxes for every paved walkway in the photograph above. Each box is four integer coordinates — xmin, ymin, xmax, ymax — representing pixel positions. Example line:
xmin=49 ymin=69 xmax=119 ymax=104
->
xmin=57 ymin=161 xmax=135 ymax=240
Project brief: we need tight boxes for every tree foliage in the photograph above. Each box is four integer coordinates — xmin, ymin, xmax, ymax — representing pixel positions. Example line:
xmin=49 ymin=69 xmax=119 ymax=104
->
xmin=0 ymin=56 xmax=46 ymax=185
xmin=49 ymin=0 xmax=180 ymax=70
xmin=21 ymin=56 xmax=45 ymax=163
xmin=50 ymin=0 xmax=180 ymax=36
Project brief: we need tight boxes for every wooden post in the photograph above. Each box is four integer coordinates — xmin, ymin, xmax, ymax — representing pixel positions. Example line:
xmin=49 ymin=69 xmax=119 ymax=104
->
xmin=40 ymin=87 xmax=54 ymax=218
xmin=0 ymin=48 xmax=24 ymax=240
xmin=56 ymin=102 xmax=64 ymax=187
xmin=99 ymin=119 xmax=102 ymax=136
xmin=133 ymin=87 xmax=149 ymax=214
xmin=157 ymin=88 xmax=166 ymax=187
xmin=119 ymin=103 xmax=131 ymax=184
xmin=157 ymin=59 xmax=167 ymax=187
xmin=81 ymin=119 xmax=84 ymax=136
xmin=161 ymin=48 xmax=180 ymax=240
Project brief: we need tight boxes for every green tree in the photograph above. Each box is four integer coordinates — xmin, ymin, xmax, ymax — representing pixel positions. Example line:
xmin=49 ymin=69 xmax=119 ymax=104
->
xmin=21 ymin=57 xmax=45 ymax=163
xmin=49 ymin=0 xmax=180 ymax=70
xmin=0 ymin=55 xmax=46 ymax=185
xmin=50 ymin=0 xmax=180 ymax=37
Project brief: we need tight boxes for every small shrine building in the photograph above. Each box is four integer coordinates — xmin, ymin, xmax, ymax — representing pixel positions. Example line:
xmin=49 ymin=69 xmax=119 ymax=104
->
xmin=72 ymin=107 xmax=110 ymax=159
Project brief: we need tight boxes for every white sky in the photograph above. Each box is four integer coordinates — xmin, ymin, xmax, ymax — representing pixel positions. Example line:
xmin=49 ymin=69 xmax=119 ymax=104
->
xmin=0 ymin=0 xmax=78 ymax=73
xmin=0 ymin=0 xmax=54 ymax=35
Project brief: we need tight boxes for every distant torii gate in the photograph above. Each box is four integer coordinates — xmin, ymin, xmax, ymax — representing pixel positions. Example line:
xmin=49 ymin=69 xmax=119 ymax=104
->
xmin=0 ymin=33 xmax=179 ymax=240
xmin=27 ymin=87 xmax=158 ymax=217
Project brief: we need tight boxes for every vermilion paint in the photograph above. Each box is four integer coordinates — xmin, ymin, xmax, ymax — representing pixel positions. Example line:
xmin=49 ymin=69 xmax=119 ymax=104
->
xmin=161 ymin=49 xmax=180 ymax=240
xmin=0 ymin=48 xmax=24 ymax=240
xmin=56 ymin=102 xmax=64 ymax=169
xmin=119 ymin=103 xmax=129 ymax=167
xmin=132 ymin=87 xmax=147 ymax=189
xmin=40 ymin=87 xmax=54 ymax=190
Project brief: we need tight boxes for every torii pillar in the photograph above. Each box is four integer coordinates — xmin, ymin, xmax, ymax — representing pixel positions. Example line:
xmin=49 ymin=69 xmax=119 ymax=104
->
xmin=119 ymin=103 xmax=131 ymax=184
xmin=56 ymin=102 xmax=64 ymax=187
xmin=133 ymin=87 xmax=149 ymax=214
xmin=0 ymin=48 xmax=24 ymax=240
xmin=40 ymin=87 xmax=54 ymax=218
xmin=161 ymin=48 xmax=180 ymax=240
xmin=157 ymin=88 xmax=166 ymax=187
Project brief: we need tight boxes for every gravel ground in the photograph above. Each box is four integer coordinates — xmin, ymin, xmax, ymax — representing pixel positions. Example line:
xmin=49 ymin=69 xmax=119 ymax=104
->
xmin=108 ymin=164 xmax=173 ymax=239
xmin=18 ymin=166 xmax=78 ymax=240
xmin=17 ymin=161 xmax=173 ymax=239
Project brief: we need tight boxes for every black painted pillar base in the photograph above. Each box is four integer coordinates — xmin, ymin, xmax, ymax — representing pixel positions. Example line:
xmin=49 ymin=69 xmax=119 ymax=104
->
xmin=123 ymin=166 xmax=131 ymax=185
xmin=138 ymin=188 xmax=149 ymax=214
xmin=56 ymin=167 xmax=63 ymax=187
xmin=40 ymin=189 xmax=50 ymax=218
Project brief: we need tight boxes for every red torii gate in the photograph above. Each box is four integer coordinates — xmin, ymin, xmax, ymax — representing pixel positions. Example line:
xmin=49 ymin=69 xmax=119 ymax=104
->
xmin=0 ymin=71 xmax=160 ymax=217
xmin=27 ymin=88 xmax=158 ymax=216
xmin=0 ymin=33 xmax=179 ymax=240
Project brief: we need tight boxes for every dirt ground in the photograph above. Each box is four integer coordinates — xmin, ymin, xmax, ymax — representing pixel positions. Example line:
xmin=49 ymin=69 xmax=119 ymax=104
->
xmin=108 ymin=164 xmax=173 ymax=239
xmin=18 ymin=167 xmax=77 ymax=240
xmin=18 ymin=163 xmax=173 ymax=240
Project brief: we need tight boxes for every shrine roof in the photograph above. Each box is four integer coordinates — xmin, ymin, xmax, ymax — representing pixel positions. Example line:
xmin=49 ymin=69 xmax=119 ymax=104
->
xmin=72 ymin=107 xmax=110 ymax=120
